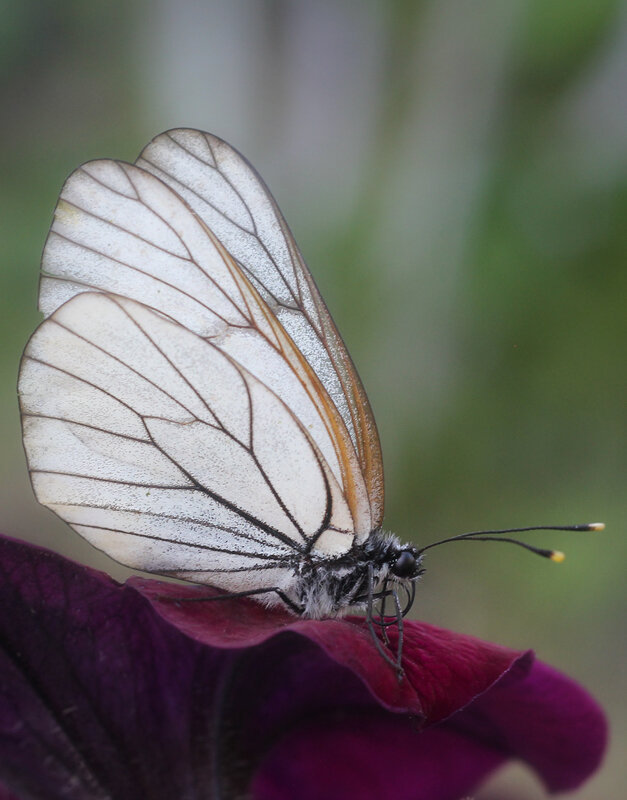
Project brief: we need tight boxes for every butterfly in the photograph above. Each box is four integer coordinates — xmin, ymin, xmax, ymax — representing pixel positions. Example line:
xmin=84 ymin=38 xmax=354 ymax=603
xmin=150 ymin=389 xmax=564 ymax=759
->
xmin=18 ymin=129 xmax=602 ymax=673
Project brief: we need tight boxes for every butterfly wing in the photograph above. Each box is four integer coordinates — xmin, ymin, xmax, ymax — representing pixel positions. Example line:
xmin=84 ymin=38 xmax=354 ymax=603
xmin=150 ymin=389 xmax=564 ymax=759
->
xmin=21 ymin=130 xmax=384 ymax=589
xmin=136 ymin=129 xmax=384 ymax=527
xmin=20 ymin=291 xmax=357 ymax=592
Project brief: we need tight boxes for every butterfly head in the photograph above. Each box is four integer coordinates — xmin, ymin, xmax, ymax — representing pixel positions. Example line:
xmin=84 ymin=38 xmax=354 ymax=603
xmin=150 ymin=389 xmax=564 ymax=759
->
xmin=389 ymin=546 xmax=423 ymax=580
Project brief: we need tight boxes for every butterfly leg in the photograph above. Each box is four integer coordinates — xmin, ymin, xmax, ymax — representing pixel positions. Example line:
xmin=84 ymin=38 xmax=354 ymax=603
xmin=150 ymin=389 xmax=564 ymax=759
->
xmin=390 ymin=586 xmax=405 ymax=677
xmin=365 ymin=563 xmax=404 ymax=677
xmin=160 ymin=586 xmax=305 ymax=615
xmin=378 ymin=576 xmax=391 ymax=645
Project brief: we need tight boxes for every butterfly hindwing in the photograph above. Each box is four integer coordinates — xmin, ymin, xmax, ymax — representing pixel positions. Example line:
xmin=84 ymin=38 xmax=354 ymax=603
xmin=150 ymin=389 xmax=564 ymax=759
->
xmin=20 ymin=291 xmax=361 ymax=589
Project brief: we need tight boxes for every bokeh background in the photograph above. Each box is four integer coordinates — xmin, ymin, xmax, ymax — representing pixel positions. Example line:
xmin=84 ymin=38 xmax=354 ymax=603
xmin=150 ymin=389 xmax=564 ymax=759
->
xmin=1 ymin=1 xmax=625 ymax=796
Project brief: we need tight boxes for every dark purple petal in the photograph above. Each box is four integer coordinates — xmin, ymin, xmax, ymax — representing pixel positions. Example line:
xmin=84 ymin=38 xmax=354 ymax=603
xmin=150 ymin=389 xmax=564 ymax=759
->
xmin=0 ymin=534 xmax=256 ymax=798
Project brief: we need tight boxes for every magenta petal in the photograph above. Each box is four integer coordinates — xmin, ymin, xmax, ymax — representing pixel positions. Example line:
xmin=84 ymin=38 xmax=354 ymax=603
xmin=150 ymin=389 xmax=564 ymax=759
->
xmin=0 ymin=534 xmax=607 ymax=799
xmin=132 ymin=578 xmax=425 ymax=713
xmin=450 ymin=658 xmax=608 ymax=792
xmin=134 ymin=579 xmax=528 ymax=722
xmin=375 ymin=619 xmax=533 ymax=723
xmin=251 ymin=712 xmax=506 ymax=800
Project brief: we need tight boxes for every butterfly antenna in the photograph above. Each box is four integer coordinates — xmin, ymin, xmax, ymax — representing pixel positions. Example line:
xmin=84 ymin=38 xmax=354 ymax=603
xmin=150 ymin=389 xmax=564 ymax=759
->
xmin=417 ymin=522 xmax=605 ymax=562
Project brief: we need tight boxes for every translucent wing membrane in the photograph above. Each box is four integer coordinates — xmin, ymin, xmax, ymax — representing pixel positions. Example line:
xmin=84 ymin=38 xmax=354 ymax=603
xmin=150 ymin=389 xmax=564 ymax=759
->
xmin=20 ymin=129 xmax=385 ymax=588
xmin=20 ymin=293 xmax=355 ymax=591
xmin=137 ymin=129 xmax=383 ymax=526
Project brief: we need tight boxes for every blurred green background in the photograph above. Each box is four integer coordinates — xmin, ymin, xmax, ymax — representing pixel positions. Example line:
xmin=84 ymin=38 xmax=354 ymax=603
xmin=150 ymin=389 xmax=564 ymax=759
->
xmin=1 ymin=1 xmax=625 ymax=797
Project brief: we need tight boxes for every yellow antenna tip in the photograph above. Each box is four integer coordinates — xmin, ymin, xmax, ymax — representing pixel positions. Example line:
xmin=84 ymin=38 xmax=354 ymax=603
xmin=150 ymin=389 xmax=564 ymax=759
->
xmin=587 ymin=522 xmax=605 ymax=531
xmin=550 ymin=550 xmax=566 ymax=563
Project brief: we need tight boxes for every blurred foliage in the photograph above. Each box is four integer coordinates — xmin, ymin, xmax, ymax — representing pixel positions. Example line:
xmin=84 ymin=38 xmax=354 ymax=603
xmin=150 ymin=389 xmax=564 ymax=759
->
xmin=0 ymin=2 xmax=624 ymax=797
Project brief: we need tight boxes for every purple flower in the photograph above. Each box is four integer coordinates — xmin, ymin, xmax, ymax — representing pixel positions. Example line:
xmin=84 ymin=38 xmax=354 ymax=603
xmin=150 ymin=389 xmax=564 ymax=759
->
xmin=0 ymin=534 xmax=606 ymax=800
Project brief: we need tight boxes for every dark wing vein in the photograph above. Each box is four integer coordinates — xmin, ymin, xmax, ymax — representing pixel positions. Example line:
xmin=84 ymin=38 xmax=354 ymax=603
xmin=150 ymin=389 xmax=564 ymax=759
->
xmin=43 ymin=500 xmax=283 ymax=550
xmin=113 ymin=298 xmax=219 ymax=427
xmin=23 ymin=414 xmax=149 ymax=444
xmin=140 ymin=144 xmax=299 ymax=308
xmin=159 ymin=562 xmax=291 ymax=575
xmin=61 ymin=191 xmax=189 ymax=262
xmin=24 ymin=344 xmax=307 ymax=552
xmin=50 ymin=318 xmax=205 ymax=425
xmin=82 ymin=160 xmax=140 ymax=200
xmin=56 ymin=194 xmax=249 ymax=326
xmin=120 ymin=300 xmax=308 ymax=541
xmin=71 ymin=523 xmax=287 ymax=562
xmin=46 ymin=229 xmax=247 ymax=331
xmin=31 ymin=470 xmax=188 ymax=491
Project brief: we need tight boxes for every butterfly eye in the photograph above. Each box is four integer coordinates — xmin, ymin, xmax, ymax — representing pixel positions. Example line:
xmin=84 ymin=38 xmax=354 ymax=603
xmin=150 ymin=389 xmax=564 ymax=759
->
xmin=391 ymin=549 xmax=418 ymax=579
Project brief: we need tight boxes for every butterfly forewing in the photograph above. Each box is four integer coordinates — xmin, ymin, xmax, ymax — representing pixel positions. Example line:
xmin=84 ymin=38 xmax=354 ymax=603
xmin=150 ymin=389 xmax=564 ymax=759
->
xmin=21 ymin=129 xmax=384 ymax=595
xmin=136 ymin=129 xmax=384 ymax=528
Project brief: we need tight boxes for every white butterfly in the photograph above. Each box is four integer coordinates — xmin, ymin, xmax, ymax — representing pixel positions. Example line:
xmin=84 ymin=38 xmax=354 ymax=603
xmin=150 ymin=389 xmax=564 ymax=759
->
xmin=18 ymin=130 xmax=424 ymax=649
